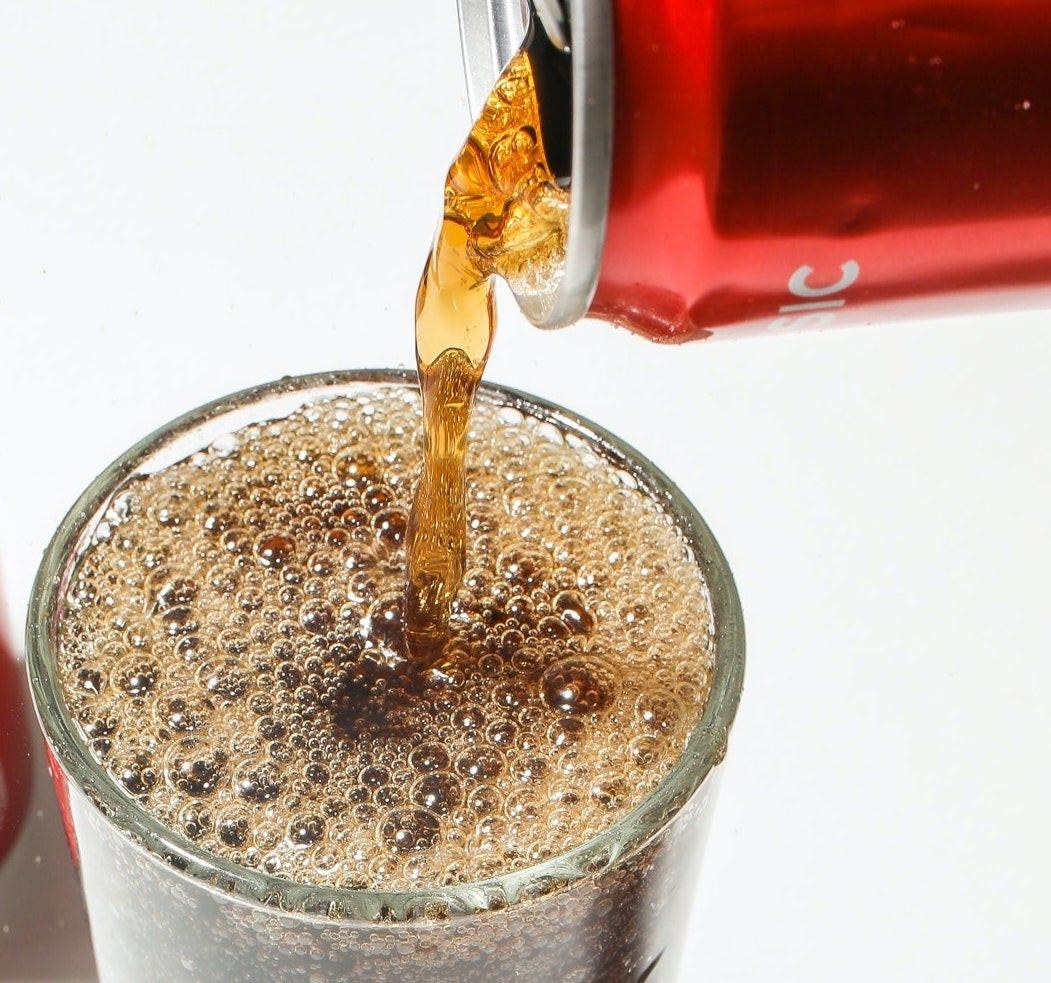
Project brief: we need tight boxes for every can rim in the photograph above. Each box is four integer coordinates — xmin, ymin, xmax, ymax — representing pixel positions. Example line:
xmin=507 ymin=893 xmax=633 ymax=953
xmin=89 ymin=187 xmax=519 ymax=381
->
xmin=26 ymin=369 xmax=744 ymax=923
xmin=456 ymin=0 xmax=613 ymax=327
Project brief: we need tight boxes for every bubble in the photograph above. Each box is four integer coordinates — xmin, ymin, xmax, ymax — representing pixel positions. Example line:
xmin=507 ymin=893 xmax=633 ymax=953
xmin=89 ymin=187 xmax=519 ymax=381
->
xmin=365 ymin=595 xmax=405 ymax=652
xmin=110 ymin=751 xmax=157 ymax=796
xmin=255 ymin=532 xmax=297 ymax=568
xmin=347 ymin=571 xmax=379 ymax=605
xmin=629 ymin=734 xmax=666 ymax=768
xmin=202 ymin=509 xmax=237 ymax=536
xmin=509 ymin=645 xmax=543 ymax=674
xmin=153 ymin=504 xmax=183 ymax=528
xmin=486 ymin=720 xmax=517 ymax=746
xmin=506 ymin=595 xmax=534 ymax=623
xmin=333 ymin=452 xmax=379 ymax=489
xmin=77 ymin=704 xmax=118 ymax=740
xmin=325 ymin=528 xmax=350 ymax=549
xmin=546 ymin=715 xmax=586 ymax=748
xmin=359 ymin=765 xmax=390 ymax=789
xmin=178 ymin=801 xmax=212 ymax=841
xmin=452 ymin=705 xmax=486 ymax=731
xmin=381 ymin=809 xmax=441 ymax=854
xmin=300 ymin=600 xmax=335 ymax=635
xmin=541 ymin=656 xmax=619 ymax=715
xmin=500 ymin=628 xmax=526 ymax=657
xmin=454 ymin=748 xmax=504 ymax=782
xmin=590 ymin=774 xmax=630 ymax=810
xmin=634 ymin=692 xmax=684 ymax=734
xmin=218 ymin=629 xmax=249 ymax=655
xmin=511 ymin=755 xmax=547 ymax=784
xmin=75 ymin=667 xmax=105 ymax=696
xmin=553 ymin=590 xmax=595 ymax=634
xmin=322 ymin=795 xmax=346 ymax=818
xmin=196 ymin=658 xmax=249 ymax=701
xmin=311 ymin=844 xmax=344 ymax=877
xmin=175 ymin=635 xmax=210 ymax=664
xmin=257 ymin=716 xmax=287 ymax=740
xmin=162 ymin=606 xmax=199 ymax=637
xmin=619 ymin=600 xmax=651 ymax=628
xmin=291 ymin=436 xmax=324 ymax=464
xmin=237 ymin=587 xmax=264 ymax=612
xmin=537 ymin=616 xmax=570 ymax=640
xmin=352 ymin=801 xmax=378 ymax=826
xmin=221 ymin=528 xmax=251 ymax=556
xmin=409 ymin=743 xmax=451 ymax=774
xmin=164 ymin=738 xmax=227 ymax=796
xmin=467 ymin=782 xmax=504 ymax=820
xmin=493 ymin=678 xmax=531 ymax=710
xmin=288 ymin=815 xmax=326 ymax=847
xmin=281 ymin=563 xmax=305 ymax=586
xmin=504 ymin=789 xmax=540 ymax=822
xmin=154 ymin=689 xmax=211 ymax=733
xmin=478 ymin=652 xmax=504 ymax=676
xmin=275 ymin=661 xmax=303 ymax=690
xmin=497 ymin=547 xmax=550 ymax=590
xmin=234 ymin=759 xmax=284 ymax=802
xmin=548 ymin=782 xmax=582 ymax=806
xmin=339 ymin=506 xmax=370 ymax=531
xmin=112 ymin=655 xmax=159 ymax=697
xmin=373 ymin=509 xmax=408 ymax=551
xmin=361 ymin=485 xmax=394 ymax=513
xmin=374 ymin=784 xmax=403 ymax=808
xmin=410 ymin=772 xmax=463 ymax=816
xmin=306 ymin=550 xmax=337 ymax=577
xmin=268 ymin=741 xmax=294 ymax=763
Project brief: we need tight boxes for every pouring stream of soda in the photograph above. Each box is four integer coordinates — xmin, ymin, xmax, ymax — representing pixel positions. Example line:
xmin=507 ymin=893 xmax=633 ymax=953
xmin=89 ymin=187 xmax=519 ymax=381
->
xmin=405 ymin=51 xmax=569 ymax=664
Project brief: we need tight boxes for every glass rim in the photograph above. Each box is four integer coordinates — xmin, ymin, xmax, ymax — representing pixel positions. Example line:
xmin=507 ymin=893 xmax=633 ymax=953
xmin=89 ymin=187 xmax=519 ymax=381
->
xmin=26 ymin=368 xmax=745 ymax=923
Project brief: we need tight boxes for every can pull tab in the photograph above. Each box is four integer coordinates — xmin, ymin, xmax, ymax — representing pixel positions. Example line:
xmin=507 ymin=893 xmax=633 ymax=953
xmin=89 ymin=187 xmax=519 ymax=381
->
xmin=533 ymin=0 xmax=570 ymax=51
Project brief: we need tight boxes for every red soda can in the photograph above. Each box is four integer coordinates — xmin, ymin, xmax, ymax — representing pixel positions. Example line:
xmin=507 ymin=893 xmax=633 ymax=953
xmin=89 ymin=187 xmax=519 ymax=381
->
xmin=0 ymin=619 xmax=31 ymax=865
xmin=458 ymin=0 xmax=1051 ymax=340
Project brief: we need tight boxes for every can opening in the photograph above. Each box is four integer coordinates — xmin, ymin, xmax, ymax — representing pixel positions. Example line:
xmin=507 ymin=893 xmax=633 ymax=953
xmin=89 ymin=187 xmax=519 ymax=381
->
xmin=525 ymin=10 xmax=573 ymax=184
xmin=456 ymin=0 xmax=613 ymax=329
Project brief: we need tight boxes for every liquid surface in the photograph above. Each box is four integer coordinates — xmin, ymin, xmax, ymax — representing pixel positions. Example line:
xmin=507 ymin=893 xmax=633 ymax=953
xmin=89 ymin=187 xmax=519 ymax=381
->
xmin=58 ymin=386 xmax=715 ymax=891
xmin=407 ymin=51 xmax=568 ymax=658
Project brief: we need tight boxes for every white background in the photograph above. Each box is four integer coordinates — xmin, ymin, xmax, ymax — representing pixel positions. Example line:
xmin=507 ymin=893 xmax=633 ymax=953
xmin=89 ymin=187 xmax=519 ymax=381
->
xmin=1 ymin=4 xmax=1050 ymax=981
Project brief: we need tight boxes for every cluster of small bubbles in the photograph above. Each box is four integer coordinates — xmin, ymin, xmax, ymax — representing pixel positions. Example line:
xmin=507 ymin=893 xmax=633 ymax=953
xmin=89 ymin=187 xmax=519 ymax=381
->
xmin=57 ymin=386 xmax=715 ymax=891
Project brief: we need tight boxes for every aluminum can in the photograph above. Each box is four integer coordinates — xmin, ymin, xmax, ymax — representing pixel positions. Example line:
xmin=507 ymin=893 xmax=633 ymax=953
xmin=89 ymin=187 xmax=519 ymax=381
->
xmin=0 ymin=621 xmax=31 ymax=865
xmin=459 ymin=0 xmax=1051 ymax=340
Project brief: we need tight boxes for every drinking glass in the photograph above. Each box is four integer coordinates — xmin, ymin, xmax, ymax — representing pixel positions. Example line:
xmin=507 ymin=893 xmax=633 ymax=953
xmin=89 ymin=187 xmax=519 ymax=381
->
xmin=27 ymin=370 xmax=744 ymax=983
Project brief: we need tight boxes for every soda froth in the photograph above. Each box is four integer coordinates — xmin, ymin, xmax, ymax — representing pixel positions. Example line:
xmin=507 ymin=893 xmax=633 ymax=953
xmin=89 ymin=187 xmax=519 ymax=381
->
xmin=58 ymin=386 xmax=715 ymax=891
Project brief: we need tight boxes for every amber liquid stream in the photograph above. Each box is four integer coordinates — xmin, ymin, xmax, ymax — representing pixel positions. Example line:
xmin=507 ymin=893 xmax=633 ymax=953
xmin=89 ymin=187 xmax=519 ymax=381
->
xmin=405 ymin=51 xmax=568 ymax=662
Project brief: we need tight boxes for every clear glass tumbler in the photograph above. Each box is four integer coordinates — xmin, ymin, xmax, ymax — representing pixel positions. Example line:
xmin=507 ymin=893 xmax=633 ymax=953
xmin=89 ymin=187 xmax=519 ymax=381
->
xmin=27 ymin=370 xmax=744 ymax=983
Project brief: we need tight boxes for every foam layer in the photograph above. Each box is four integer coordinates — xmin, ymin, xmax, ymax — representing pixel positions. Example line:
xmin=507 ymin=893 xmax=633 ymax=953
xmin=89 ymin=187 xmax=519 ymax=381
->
xmin=57 ymin=385 xmax=714 ymax=891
